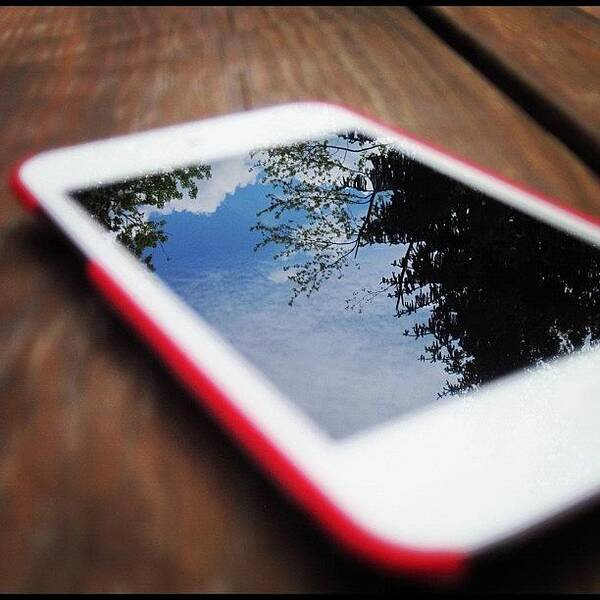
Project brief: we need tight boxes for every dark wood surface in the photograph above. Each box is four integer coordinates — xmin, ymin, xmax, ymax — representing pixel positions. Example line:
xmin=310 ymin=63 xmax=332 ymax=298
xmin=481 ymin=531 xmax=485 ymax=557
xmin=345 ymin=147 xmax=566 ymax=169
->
xmin=430 ymin=6 xmax=600 ymax=169
xmin=1 ymin=6 xmax=600 ymax=592
xmin=579 ymin=6 xmax=600 ymax=20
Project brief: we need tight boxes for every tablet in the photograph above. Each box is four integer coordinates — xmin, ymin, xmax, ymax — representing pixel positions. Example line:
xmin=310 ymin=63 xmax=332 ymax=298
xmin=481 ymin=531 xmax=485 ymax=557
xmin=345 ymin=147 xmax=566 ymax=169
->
xmin=12 ymin=102 xmax=600 ymax=581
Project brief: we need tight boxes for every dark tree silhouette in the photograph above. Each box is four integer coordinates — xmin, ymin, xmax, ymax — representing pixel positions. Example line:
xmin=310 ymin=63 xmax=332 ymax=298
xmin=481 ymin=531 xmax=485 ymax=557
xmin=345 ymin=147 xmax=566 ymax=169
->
xmin=252 ymin=133 xmax=600 ymax=396
xmin=73 ymin=164 xmax=211 ymax=270
xmin=364 ymin=162 xmax=600 ymax=395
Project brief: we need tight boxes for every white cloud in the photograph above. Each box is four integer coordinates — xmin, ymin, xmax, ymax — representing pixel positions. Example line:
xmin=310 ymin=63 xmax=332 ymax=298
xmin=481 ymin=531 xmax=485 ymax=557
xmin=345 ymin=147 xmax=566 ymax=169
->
xmin=267 ymin=267 xmax=302 ymax=284
xmin=167 ymin=244 xmax=452 ymax=439
xmin=267 ymin=268 xmax=292 ymax=284
xmin=150 ymin=157 xmax=257 ymax=216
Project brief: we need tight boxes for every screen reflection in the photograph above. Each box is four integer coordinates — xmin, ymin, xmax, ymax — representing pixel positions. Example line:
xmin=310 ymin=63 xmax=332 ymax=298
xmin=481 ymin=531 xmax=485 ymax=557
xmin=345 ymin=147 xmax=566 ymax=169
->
xmin=72 ymin=132 xmax=600 ymax=437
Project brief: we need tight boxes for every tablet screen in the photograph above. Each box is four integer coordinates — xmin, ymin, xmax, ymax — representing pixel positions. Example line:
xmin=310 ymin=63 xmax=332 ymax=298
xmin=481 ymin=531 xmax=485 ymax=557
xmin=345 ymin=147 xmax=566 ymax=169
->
xmin=71 ymin=131 xmax=600 ymax=438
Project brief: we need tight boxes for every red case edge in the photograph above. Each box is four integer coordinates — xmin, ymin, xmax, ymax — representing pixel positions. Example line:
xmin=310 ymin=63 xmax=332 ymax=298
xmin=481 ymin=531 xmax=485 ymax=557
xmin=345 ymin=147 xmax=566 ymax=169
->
xmin=85 ymin=258 xmax=467 ymax=582
xmin=9 ymin=153 xmax=42 ymax=214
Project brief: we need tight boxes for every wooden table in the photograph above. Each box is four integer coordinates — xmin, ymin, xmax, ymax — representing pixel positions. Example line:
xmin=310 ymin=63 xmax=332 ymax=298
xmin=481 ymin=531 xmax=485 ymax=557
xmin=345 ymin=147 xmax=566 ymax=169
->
xmin=1 ymin=6 xmax=599 ymax=592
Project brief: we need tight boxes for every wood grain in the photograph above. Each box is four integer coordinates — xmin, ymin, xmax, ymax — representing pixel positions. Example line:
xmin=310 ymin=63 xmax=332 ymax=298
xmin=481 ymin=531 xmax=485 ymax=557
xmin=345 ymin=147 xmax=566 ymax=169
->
xmin=578 ymin=6 xmax=600 ymax=20
xmin=1 ymin=6 xmax=600 ymax=592
xmin=431 ymin=6 xmax=600 ymax=169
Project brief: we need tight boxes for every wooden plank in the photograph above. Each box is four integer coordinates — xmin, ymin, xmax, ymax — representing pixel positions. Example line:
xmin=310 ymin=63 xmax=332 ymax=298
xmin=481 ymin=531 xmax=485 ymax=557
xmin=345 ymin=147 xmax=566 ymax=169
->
xmin=578 ymin=6 xmax=600 ymax=20
xmin=1 ymin=6 xmax=600 ymax=592
xmin=229 ymin=6 xmax=600 ymax=210
xmin=430 ymin=6 xmax=600 ymax=170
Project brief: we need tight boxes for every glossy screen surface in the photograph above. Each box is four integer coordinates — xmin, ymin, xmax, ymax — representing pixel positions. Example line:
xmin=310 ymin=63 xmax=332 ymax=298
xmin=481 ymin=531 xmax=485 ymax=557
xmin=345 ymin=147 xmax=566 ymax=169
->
xmin=71 ymin=131 xmax=600 ymax=438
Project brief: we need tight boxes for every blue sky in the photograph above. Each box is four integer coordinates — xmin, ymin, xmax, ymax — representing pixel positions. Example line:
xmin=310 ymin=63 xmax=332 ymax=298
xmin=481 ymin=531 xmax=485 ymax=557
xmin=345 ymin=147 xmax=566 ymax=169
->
xmin=145 ymin=155 xmax=452 ymax=439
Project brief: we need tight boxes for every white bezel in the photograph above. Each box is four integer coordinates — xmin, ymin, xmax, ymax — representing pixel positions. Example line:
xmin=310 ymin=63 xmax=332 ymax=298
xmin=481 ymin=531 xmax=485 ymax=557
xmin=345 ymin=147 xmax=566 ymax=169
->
xmin=16 ymin=102 xmax=600 ymax=559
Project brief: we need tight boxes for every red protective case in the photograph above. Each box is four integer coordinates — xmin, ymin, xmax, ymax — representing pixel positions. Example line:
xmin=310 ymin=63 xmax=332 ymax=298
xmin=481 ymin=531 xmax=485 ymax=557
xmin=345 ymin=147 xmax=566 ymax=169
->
xmin=10 ymin=103 xmax=600 ymax=583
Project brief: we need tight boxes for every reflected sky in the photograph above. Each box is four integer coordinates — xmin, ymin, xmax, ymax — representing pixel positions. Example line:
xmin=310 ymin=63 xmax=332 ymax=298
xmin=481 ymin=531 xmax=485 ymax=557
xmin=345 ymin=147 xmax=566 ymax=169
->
xmin=148 ymin=181 xmax=452 ymax=437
